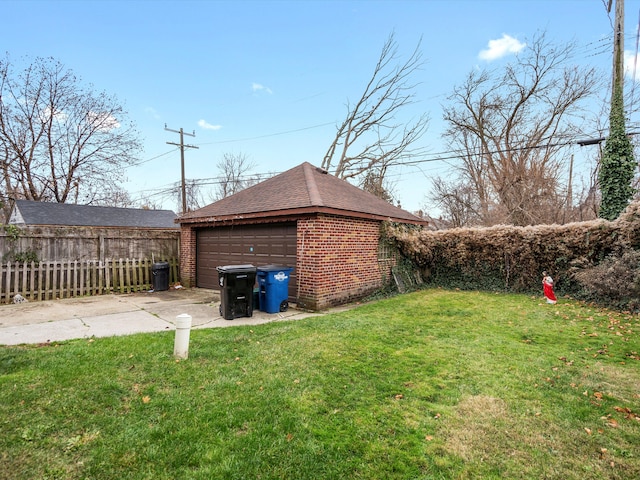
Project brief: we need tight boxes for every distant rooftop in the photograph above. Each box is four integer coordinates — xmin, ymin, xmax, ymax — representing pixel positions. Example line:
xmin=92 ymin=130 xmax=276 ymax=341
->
xmin=10 ymin=200 xmax=178 ymax=229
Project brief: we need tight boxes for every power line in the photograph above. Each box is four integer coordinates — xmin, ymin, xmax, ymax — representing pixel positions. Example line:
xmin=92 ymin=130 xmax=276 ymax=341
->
xmin=126 ymin=148 xmax=179 ymax=168
xmin=129 ymin=131 xmax=618 ymax=201
xmin=354 ymin=132 xmax=620 ymax=172
xmin=194 ymin=121 xmax=336 ymax=146
xmin=124 ymin=122 xmax=335 ymax=171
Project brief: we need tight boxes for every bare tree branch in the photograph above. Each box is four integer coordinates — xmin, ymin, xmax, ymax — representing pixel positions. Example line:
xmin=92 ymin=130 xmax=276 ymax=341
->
xmin=214 ymin=152 xmax=257 ymax=201
xmin=321 ymin=32 xmax=429 ymax=187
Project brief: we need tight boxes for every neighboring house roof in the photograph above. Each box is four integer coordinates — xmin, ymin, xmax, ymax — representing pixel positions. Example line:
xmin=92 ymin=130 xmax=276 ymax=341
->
xmin=9 ymin=200 xmax=178 ymax=229
xmin=179 ymin=162 xmax=427 ymax=225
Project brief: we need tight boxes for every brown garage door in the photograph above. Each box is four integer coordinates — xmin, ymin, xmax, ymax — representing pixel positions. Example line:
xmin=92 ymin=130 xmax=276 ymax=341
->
xmin=196 ymin=222 xmax=297 ymax=298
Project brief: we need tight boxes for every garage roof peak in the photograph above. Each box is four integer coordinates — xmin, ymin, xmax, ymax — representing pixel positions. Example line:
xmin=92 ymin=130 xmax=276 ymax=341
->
xmin=177 ymin=162 xmax=427 ymax=226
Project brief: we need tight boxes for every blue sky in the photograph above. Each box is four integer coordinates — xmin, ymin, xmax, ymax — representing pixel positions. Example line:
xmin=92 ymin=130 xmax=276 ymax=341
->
xmin=1 ymin=0 xmax=638 ymax=214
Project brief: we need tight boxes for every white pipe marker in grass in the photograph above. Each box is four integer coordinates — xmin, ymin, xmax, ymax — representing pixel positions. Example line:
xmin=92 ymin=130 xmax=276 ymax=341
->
xmin=174 ymin=314 xmax=192 ymax=359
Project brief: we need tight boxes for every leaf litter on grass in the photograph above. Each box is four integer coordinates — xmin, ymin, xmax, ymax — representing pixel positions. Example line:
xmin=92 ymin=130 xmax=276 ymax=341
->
xmin=1 ymin=289 xmax=640 ymax=479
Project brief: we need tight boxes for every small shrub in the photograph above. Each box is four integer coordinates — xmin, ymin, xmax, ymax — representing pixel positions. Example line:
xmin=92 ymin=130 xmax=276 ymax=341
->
xmin=1 ymin=225 xmax=39 ymax=263
xmin=3 ymin=224 xmax=21 ymax=241
xmin=573 ymin=250 xmax=640 ymax=311
xmin=13 ymin=248 xmax=39 ymax=264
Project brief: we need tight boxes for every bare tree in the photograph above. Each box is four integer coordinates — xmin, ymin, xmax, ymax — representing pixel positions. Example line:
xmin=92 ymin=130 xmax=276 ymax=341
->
xmin=429 ymin=177 xmax=482 ymax=228
xmin=439 ymin=32 xmax=600 ymax=226
xmin=163 ymin=179 xmax=205 ymax=213
xmin=359 ymin=165 xmax=397 ymax=204
xmin=321 ymin=32 xmax=429 ymax=188
xmin=185 ymin=179 xmax=205 ymax=212
xmin=133 ymin=195 xmax=165 ymax=211
xmin=140 ymin=153 xmax=259 ymax=214
xmin=0 ymin=55 xmax=142 ymax=219
xmin=91 ymin=185 xmax=135 ymax=208
xmin=213 ymin=152 xmax=257 ymax=200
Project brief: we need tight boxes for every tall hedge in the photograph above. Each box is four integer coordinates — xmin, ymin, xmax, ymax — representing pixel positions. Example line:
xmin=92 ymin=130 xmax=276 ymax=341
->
xmin=386 ymin=201 xmax=640 ymax=310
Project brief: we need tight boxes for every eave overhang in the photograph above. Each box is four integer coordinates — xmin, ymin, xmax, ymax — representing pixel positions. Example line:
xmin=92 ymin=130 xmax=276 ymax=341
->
xmin=176 ymin=206 xmax=429 ymax=228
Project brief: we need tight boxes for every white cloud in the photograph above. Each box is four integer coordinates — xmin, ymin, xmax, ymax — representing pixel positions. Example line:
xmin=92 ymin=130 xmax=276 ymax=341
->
xmin=145 ymin=107 xmax=161 ymax=120
xmin=38 ymin=107 xmax=119 ymax=131
xmin=198 ymin=119 xmax=222 ymax=131
xmin=40 ymin=105 xmax=67 ymax=123
xmin=252 ymin=82 xmax=273 ymax=94
xmin=624 ymin=50 xmax=640 ymax=81
xmin=88 ymin=111 xmax=120 ymax=131
xmin=479 ymin=34 xmax=526 ymax=61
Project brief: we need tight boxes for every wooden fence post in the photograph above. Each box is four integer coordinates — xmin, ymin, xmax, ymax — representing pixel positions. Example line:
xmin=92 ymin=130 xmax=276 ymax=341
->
xmin=28 ymin=261 xmax=36 ymax=301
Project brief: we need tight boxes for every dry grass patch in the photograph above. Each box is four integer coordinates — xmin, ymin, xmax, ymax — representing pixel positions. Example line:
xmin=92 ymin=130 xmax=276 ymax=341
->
xmin=443 ymin=394 xmax=509 ymax=462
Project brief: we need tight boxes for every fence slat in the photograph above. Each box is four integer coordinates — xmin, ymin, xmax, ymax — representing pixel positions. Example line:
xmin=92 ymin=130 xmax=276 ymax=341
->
xmin=132 ymin=259 xmax=139 ymax=292
xmin=124 ymin=258 xmax=131 ymax=293
xmin=66 ymin=261 xmax=72 ymax=299
xmin=21 ymin=262 xmax=27 ymax=298
xmin=71 ymin=260 xmax=77 ymax=298
xmin=14 ymin=262 xmax=21 ymax=300
xmin=104 ymin=259 xmax=111 ymax=294
xmin=29 ymin=261 xmax=36 ymax=301
xmin=110 ymin=260 xmax=116 ymax=293
xmin=37 ymin=262 xmax=44 ymax=301
xmin=7 ymin=262 xmax=13 ymax=302
xmin=1 ymin=263 xmax=9 ymax=304
xmin=98 ymin=260 xmax=104 ymax=294
xmin=117 ymin=259 xmax=124 ymax=294
xmin=142 ymin=258 xmax=149 ymax=289
xmin=79 ymin=262 xmax=85 ymax=297
xmin=88 ymin=260 xmax=94 ymax=296
xmin=44 ymin=262 xmax=51 ymax=301
xmin=52 ymin=262 xmax=59 ymax=300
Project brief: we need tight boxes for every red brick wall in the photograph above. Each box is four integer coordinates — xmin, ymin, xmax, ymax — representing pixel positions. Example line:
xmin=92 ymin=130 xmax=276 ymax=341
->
xmin=179 ymin=226 xmax=196 ymax=287
xmin=296 ymin=214 xmax=384 ymax=310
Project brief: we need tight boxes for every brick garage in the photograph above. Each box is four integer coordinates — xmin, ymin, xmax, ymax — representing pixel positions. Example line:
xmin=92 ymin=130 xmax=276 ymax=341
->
xmin=177 ymin=162 xmax=427 ymax=310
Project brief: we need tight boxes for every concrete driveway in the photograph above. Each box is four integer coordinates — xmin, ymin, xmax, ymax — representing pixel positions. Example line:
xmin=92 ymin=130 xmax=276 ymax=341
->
xmin=0 ymin=287 xmax=330 ymax=346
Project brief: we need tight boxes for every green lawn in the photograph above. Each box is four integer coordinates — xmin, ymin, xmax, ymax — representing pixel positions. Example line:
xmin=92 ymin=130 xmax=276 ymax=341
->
xmin=1 ymin=289 xmax=639 ymax=479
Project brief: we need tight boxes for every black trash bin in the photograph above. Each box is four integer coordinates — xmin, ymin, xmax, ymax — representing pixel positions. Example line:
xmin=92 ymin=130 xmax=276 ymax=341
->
xmin=217 ymin=264 xmax=257 ymax=320
xmin=151 ymin=261 xmax=170 ymax=291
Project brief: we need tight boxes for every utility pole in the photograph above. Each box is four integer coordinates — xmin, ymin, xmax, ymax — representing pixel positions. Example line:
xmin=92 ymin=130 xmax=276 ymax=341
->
xmin=598 ymin=0 xmax=636 ymax=220
xmin=165 ymin=125 xmax=199 ymax=214
xmin=564 ymin=153 xmax=574 ymax=224
xmin=611 ymin=0 xmax=625 ymax=101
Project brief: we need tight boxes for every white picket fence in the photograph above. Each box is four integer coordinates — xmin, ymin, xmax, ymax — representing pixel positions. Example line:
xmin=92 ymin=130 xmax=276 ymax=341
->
xmin=0 ymin=258 xmax=179 ymax=304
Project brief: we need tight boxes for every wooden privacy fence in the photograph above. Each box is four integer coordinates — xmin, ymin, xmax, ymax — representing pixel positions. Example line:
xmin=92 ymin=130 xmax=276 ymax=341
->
xmin=0 ymin=227 xmax=180 ymax=263
xmin=0 ymin=258 xmax=179 ymax=304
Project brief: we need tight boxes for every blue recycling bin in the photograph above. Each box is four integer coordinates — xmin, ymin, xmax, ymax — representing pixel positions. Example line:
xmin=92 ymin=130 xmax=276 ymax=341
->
xmin=257 ymin=265 xmax=293 ymax=313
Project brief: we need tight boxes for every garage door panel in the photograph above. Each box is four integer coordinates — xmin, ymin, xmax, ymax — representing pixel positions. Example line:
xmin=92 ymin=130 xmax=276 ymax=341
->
xmin=196 ymin=223 xmax=297 ymax=298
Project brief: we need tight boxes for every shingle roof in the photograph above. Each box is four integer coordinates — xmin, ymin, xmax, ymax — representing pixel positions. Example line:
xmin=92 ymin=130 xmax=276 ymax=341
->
xmin=179 ymin=162 xmax=427 ymax=225
xmin=10 ymin=200 xmax=178 ymax=228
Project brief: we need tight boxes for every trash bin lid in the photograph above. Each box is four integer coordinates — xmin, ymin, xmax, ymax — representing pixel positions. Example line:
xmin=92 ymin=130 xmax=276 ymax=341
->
xmin=217 ymin=264 xmax=257 ymax=273
xmin=257 ymin=265 xmax=293 ymax=272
